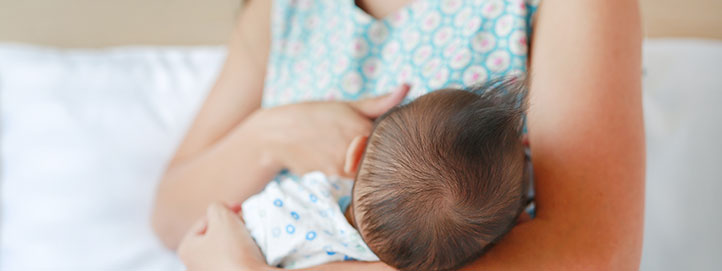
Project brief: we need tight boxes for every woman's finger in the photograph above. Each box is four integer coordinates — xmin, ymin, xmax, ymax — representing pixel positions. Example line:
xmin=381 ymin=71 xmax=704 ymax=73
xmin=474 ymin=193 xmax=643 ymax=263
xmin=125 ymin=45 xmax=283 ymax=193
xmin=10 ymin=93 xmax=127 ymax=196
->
xmin=350 ymin=84 xmax=410 ymax=118
xmin=228 ymin=203 xmax=247 ymax=223
xmin=189 ymin=216 xmax=208 ymax=235
xmin=206 ymin=202 xmax=231 ymax=232
xmin=177 ymin=231 xmax=205 ymax=266
xmin=178 ymin=218 xmax=206 ymax=259
xmin=207 ymin=202 xmax=246 ymax=234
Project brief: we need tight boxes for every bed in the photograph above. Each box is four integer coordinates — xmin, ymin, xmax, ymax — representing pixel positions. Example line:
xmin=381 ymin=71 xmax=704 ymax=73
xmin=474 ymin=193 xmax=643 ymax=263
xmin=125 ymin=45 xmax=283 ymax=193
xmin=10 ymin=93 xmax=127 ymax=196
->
xmin=1 ymin=39 xmax=721 ymax=270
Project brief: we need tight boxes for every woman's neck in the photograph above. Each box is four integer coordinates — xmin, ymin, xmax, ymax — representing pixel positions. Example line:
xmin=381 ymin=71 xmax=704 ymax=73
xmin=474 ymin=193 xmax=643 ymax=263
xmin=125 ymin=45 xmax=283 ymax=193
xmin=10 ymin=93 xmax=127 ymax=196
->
xmin=354 ymin=0 xmax=413 ymax=20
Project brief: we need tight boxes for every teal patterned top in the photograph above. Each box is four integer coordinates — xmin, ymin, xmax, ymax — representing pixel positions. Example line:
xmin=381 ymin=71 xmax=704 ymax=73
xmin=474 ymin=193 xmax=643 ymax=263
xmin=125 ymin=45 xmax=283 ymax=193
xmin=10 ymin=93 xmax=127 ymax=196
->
xmin=262 ymin=0 xmax=538 ymax=107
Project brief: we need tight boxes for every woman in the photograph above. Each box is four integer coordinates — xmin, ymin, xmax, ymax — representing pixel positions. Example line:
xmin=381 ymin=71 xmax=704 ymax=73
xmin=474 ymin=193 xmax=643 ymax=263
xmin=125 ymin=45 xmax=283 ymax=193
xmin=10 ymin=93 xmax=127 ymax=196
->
xmin=153 ymin=0 xmax=645 ymax=269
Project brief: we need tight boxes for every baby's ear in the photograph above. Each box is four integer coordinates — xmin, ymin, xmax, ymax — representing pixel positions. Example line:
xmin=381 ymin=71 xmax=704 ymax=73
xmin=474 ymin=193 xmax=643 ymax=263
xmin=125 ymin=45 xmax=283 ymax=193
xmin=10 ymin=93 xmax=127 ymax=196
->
xmin=344 ymin=136 xmax=368 ymax=177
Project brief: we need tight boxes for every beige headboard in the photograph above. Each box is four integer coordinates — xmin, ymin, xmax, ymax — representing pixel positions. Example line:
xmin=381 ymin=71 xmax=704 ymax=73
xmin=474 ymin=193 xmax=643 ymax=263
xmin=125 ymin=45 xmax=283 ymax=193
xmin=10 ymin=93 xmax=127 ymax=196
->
xmin=0 ymin=0 xmax=719 ymax=47
xmin=0 ymin=0 xmax=241 ymax=47
xmin=640 ymin=0 xmax=721 ymax=39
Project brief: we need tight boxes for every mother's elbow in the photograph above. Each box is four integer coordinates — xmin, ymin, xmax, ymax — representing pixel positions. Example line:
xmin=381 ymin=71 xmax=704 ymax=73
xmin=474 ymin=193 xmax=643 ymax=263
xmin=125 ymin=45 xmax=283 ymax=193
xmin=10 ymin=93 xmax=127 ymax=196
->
xmin=575 ymin=251 xmax=640 ymax=271
xmin=151 ymin=194 xmax=182 ymax=250
xmin=574 ymin=231 xmax=643 ymax=270
xmin=599 ymin=245 xmax=642 ymax=271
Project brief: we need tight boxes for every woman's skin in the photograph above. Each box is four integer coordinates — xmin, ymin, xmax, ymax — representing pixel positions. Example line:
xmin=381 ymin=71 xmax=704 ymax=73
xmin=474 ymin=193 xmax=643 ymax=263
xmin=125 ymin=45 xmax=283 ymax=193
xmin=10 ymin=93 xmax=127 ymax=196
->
xmin=464 ymin=0 xmax=645 ymax=269
xmin=152 ymin=0 xmax=408 ymax=249
xmin=154 ymin=0 xmax=645 ymax=269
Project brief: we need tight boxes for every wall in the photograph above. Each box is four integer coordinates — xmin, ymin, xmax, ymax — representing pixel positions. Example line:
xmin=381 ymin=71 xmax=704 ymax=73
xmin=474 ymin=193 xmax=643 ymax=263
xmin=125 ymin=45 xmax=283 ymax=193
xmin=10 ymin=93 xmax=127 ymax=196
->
xmin=0 ymin=0 xmax=240 ymax=47
xmin=640 ymin=0 xmax=722 ymax=39
xmin=0 ymin=0 xmax=719 ymax=47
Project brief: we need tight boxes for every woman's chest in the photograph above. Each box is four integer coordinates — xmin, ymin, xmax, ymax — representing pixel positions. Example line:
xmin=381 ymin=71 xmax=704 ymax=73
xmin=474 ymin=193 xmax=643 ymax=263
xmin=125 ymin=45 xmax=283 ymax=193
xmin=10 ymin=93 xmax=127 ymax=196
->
xmin=263 ymin=0 xmax=535 ymax=107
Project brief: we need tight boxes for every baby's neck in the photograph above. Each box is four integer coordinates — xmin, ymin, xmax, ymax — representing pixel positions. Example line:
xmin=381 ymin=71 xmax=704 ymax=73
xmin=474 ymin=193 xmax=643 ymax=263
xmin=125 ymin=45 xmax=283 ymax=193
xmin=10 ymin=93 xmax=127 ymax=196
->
xmin=344 ymin=204 xmax=356 ymax=229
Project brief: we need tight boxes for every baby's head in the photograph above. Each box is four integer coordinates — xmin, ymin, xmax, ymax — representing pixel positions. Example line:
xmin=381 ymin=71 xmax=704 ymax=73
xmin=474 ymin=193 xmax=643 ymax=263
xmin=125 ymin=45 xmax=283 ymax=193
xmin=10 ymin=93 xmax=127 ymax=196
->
xmin=345 ymin=78 xmax=529 ymax=271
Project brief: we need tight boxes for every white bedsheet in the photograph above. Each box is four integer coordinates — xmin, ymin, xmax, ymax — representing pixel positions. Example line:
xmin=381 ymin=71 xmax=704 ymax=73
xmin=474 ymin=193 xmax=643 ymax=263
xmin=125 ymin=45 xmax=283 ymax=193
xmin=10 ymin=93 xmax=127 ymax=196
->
xmin=0 ymin=39 xmax=720 ymax=270
xmin=0 ymin=45 xmax=224 ymax=270
xmin=640 ymin=39 xmax=722 ymax=270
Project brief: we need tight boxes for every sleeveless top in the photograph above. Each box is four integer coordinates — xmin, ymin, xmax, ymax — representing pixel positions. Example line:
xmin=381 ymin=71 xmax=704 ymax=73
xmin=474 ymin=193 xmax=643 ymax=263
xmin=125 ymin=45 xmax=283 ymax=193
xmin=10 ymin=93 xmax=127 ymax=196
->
xmin=255 ymin=1 xmax=541 ymax=264
xmin=262 ymin=0 xmax=539 ymax=108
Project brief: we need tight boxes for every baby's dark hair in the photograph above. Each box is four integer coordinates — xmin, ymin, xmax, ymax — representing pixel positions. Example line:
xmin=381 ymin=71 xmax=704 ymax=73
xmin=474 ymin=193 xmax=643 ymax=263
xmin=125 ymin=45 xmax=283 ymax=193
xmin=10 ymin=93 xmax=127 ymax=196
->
xmin=353 ymin=77 xmax=530 ymax=271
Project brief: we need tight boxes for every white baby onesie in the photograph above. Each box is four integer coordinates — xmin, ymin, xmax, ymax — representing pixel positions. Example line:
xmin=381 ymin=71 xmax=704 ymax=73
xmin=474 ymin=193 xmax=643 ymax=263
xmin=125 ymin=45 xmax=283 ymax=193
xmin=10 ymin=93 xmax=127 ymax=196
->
xmin=241 ymin=171 xmax=378 ymax=269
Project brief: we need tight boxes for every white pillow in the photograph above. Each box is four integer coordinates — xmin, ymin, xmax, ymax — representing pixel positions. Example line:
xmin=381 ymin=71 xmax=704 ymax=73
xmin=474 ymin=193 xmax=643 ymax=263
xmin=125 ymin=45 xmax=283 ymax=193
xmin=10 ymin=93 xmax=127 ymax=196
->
xmin=0 ymin=44 xmax=224 ymax=270
xmin=640 ymin=39 xmax=722 ymax=270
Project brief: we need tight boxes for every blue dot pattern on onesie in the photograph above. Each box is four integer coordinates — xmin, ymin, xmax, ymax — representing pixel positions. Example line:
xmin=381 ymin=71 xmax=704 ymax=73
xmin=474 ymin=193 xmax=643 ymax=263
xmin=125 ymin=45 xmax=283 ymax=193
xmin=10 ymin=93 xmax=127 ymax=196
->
xmin=306 ymin=231 xmax=317 ymax=241
xmin=274 ymin=199 xmax=283 ymax=207
xmin=286 ymin=224 xmax=296 ymax=234
xmin=324 ymin=245 xmax=337 ymax=255
xmin=291 ymin=211 xmax=300 ymax=220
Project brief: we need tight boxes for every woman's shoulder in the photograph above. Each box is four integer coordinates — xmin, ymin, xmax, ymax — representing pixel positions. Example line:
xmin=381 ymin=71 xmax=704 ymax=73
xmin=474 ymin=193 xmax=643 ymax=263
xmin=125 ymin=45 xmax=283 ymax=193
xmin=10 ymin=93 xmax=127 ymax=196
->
xmin=236 ymin=0 xmax=273 ymax=67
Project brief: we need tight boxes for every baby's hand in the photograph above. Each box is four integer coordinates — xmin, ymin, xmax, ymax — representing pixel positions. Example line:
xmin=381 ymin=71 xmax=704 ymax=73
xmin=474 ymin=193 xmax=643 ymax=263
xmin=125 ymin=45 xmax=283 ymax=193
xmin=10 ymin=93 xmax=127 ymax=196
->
xmin=177 ymin=202 xmax=270 ymax=271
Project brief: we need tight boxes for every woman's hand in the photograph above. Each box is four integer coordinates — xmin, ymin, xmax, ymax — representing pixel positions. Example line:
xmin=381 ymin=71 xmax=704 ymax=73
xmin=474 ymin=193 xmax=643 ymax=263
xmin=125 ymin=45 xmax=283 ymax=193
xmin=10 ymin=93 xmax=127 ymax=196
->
xmin=153 ymin=82 xmax=408 ymax=250
xmin=243 ymin=84 xmax=409 ymax=178
xmin=178 ymin=202 xmax=272 ymax=271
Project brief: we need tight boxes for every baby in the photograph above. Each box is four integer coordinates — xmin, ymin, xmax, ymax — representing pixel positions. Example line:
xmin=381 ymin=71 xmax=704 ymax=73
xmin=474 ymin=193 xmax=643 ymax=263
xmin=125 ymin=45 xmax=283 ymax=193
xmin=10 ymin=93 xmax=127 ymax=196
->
xmin=241 ymin=77 xmax=530 ymax=270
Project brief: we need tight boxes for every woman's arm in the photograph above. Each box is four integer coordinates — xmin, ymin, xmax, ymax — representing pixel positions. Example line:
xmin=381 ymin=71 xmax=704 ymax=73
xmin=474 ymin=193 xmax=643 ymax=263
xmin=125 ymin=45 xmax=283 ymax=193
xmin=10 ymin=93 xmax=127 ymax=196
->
xmin=152 ymin=0 xmax=275 ymax=249
xmin=291 ymin=1 xmax=644 ymax=270
xmin=152 ymin=0 xmax=408 ymax=249
xmin=463 ymin=0 xmax=645 ymax=269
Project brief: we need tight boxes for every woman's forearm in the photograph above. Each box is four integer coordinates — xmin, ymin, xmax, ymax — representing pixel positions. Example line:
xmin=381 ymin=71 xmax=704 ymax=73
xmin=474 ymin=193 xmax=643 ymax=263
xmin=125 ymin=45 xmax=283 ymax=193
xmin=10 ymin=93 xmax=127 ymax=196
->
xmin=153 ymin=118 xmax=281 ymax=249
xmin=152 ymin=0 xmax=273 ymax=249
